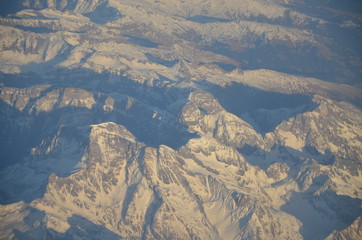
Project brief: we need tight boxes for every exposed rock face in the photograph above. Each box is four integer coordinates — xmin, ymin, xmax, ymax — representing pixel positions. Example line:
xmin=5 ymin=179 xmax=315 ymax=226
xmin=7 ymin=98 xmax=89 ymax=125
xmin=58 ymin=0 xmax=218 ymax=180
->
xmin=273 ymin=96 xmax=362 ymax=175
xmin=0 ymin=85 xmax=50 ymax=111
xmin=0 ymin=0 xmax=361 ymax=239
xmin=103 ymin=96 xmax=115 ymax=112
xmin=12 ymin=121 xmax=304 ymax=240
xmin=181 ymin=90 xmax=265 ymax=148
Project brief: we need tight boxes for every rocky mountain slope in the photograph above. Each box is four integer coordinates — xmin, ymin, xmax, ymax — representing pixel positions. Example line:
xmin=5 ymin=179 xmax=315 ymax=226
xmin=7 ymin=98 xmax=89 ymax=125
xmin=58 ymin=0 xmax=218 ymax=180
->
xmin=0 ymin=0 xmax=361 ymax=239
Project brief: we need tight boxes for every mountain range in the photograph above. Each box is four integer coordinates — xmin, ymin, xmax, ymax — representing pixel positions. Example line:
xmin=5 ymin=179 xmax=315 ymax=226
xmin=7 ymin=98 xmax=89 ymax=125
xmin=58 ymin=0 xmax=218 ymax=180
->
xmin=0 ymin=0 xmax=361 ymax=239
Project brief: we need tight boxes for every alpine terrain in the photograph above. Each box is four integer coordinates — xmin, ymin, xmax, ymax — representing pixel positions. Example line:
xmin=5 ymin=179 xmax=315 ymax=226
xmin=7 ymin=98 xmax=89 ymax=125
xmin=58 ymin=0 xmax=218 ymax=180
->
xmin=0 ymin=0 xmax=361 ymax=239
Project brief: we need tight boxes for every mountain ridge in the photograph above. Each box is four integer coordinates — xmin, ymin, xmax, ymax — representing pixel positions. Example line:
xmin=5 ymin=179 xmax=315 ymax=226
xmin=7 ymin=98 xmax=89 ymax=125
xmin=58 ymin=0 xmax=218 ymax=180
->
xmin=0 ymin=0 xmax=361 ymax=239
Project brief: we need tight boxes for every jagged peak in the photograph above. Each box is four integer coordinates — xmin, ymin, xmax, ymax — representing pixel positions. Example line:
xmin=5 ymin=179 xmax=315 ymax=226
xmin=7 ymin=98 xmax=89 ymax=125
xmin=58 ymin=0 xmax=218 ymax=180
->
xmin=90 ymin=122 xmax=137 ymax=143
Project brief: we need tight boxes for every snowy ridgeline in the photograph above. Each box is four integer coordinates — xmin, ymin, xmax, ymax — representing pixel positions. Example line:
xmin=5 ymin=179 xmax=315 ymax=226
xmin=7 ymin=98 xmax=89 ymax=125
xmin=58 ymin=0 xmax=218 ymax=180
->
xmin=0 ymin=0 xmax=362 ymax=240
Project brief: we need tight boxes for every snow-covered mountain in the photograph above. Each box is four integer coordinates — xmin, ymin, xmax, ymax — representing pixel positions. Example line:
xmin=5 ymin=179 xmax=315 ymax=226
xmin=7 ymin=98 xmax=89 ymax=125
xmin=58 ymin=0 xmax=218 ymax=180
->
xmin=0 ymin=0 xmax=361 ymax=239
